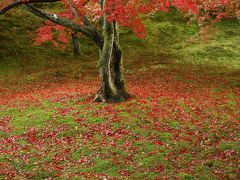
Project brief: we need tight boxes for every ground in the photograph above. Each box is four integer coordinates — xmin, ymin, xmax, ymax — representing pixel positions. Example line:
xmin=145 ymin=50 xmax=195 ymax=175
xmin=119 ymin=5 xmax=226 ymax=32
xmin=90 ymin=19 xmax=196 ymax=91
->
xmin=0 ymin=8 xmax=239 ymax=179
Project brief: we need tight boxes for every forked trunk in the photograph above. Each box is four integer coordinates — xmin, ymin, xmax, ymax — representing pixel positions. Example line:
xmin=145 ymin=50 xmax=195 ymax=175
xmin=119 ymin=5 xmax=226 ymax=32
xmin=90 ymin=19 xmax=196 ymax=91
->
xmin=93 ymin=21 xmax=130 ymax=103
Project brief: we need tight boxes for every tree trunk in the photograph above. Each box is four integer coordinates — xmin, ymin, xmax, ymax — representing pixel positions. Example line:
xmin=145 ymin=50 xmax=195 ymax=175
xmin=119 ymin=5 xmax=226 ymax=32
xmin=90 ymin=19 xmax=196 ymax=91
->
xmin=93 ymin=20 xmax=130 ymax=103
xmin=71 ymin=32 xmax=80 ymax=56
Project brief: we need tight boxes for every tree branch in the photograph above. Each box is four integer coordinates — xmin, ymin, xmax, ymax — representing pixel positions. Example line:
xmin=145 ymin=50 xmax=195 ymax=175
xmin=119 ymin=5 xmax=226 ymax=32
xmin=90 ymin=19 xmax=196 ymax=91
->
xmin=0 ymin=0 xmax=60 ymax=15
xmin=68 ymin=0 xmax=92 ymax=27
xmin=26 ymin=4 xmax=104 ymax=48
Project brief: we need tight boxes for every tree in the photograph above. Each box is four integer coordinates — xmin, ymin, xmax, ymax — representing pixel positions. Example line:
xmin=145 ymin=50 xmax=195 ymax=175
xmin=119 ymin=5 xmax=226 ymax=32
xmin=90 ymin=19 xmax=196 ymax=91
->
xmin=0 ymin=0 xmax=238 ymax=102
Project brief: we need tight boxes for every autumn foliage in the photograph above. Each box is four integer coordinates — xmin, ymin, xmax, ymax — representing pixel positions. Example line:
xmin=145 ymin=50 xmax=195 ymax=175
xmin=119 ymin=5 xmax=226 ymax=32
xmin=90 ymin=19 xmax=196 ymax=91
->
xmin=0 ymin=0 xmax=240 ymax=178
xmin=40 ymin=0 xmax=240 ymax=42
xmin=1 ymin=0 xmax=239 ymax=65
xmin=1 ymin=0 xmax=238 ymax=46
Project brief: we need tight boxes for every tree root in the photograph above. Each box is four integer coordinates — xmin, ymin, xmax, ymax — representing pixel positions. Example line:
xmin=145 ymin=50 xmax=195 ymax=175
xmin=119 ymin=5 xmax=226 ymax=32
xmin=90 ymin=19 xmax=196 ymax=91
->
xmin=93 ymin=88 xmax=130 ymax=103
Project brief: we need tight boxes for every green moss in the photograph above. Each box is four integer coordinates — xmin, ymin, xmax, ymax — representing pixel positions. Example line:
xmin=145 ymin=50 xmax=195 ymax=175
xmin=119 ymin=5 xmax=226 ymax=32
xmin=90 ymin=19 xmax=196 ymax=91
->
xmin=159 ymin=132 xmax=172 ymax=142
xmin=72 ymin=144 xmax=92 ymax=160
xmin=177 ymin=172 xmax=195 ymax=180
xmin=5 ymin=107 xmax=52 ymax=134
xmin=134 ymin=142 xmax=159 ymax=152
xmin=220 ymin=141 xmax=240 ymax=151
xmin=92 ymin=158 xmax=119 ymax=176
xmin=168 ymin=121 xmax=181 ymax=129
xmin=119 ymin=111 xmax=131 ymax=117
xmin=86 ymin=116 xmax=106 ymax=123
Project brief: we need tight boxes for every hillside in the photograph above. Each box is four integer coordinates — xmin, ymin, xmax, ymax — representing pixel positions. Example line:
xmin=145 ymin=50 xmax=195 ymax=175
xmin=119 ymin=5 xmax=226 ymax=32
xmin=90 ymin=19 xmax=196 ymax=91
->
xmin=0 ymin=7 xmax=240 ymax=179
xmin=0 ymin=8 xmax=240 ymax=94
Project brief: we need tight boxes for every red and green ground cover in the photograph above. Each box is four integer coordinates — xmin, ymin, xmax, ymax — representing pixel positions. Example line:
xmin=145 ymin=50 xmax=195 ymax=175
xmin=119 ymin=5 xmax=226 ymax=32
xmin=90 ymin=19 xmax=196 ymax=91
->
xmin=0 ymin=8 xmax=240 ymax=179
xmin=0 ymin=63 xmax=239 ymax=179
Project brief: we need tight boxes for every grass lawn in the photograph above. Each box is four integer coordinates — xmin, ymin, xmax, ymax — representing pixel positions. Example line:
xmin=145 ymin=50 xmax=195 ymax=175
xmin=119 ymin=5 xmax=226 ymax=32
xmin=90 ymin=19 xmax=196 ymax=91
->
xmin=0 ymin=8 xmax=239 ymax=179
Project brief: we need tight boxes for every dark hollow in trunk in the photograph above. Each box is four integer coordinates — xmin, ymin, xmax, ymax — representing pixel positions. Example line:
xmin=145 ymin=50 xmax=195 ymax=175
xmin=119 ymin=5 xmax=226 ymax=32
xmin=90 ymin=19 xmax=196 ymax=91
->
xmin=93 ymin=46 xmax=130 ymax=103
xmin=93 ymin=21 xmax=130 ymax=103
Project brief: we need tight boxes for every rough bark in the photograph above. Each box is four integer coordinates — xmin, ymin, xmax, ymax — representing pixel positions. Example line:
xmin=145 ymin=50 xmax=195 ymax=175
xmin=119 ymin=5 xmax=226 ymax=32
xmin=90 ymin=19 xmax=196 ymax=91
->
xmin=71 ymin=32 xmax=80 ymax=56
xmin=111 ymin=21 xmax=128 ymax=97
xmin=93 ymin=45 xmax=130 ymax=103
xmin=93 ymin=16 xmax=130 ymax=102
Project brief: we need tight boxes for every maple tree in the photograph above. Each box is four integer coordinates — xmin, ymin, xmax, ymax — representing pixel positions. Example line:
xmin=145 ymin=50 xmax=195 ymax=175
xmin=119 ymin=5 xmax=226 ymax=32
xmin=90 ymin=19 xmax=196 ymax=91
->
xmin=0 ymin=0 xmax=239 ymax=102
